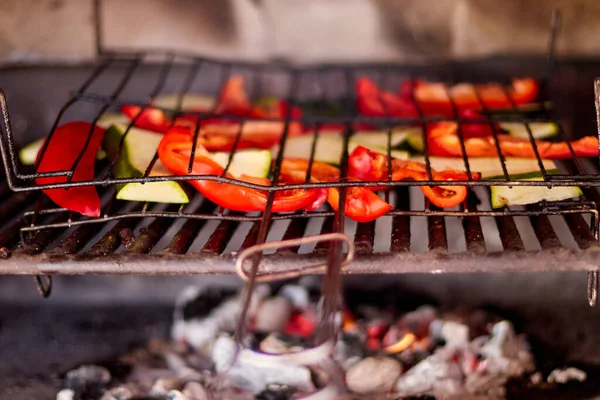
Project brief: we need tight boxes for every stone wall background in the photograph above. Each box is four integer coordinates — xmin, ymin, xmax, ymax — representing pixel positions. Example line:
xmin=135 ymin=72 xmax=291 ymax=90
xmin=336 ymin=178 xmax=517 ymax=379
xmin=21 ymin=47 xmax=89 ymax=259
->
xmin=0 ymin=0 xmax=599 ymax=65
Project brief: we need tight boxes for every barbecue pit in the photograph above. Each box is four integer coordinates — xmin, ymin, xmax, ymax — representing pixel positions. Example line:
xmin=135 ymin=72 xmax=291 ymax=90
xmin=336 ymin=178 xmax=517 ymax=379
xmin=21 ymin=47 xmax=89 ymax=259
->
xmin=2 ymin=4 xmax=600 ymax=399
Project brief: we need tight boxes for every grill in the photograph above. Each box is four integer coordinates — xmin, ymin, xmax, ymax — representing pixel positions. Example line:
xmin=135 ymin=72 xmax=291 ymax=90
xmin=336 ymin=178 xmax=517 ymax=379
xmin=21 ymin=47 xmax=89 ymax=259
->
xmin=3 ymin=6 xmax=600 ymax=399
xmin=1 ymin=12 xmax=600 ymax=311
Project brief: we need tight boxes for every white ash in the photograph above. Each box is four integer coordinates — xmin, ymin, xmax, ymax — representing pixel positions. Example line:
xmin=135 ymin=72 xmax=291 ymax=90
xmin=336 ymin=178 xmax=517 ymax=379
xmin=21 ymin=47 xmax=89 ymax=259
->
xmin=397 ymin=320 xmax=535 ymax=399
xmin=547 ymin=367 xmax=588 ymax=384
xmin=254 ymin=296 xmax=293 ymax=332
xmin=279 ymin=284 xmax=311 ymax=309
xmin=55 ymin=283 xmax=572 ymax=400
xmin=98 ymin=386 xmax=134 ymax=400
xmin=171 ymin=284 xmax=270 ymax=353
xmin=56 ymin=388 xmax=75 ymax=400
xmin=211 ymin=334 xmax=316 ymax=395
xmin=345 ymin=357 xmax=402 ymax=394
xmin=150 ymin=377 xmax=184 ymax=396
xmin=259 ymin=332 xmax=306 ymax=354
xmin=182 ymin=381 xmax=209 ymax=400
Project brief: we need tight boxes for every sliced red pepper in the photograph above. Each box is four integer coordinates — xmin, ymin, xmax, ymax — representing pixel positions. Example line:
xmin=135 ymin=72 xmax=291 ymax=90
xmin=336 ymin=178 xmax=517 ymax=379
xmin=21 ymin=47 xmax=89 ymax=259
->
xmin=279 ymin=158 xmax=393 ymax=222
xmin=157 ymin=129 xmax=325 ymax=213
xmin=213 ymin=75 xmax=250 ymax=116
xmin=428 ymin=121 xmax=600 ymax=159
xmin=347 ymin=145 xmax=477 ymax=208
xmin=414 ymin=78 xmax=539 ymax=117
xmin=36 ymin=121 xmax=105 ymax=217
xmin=356 ymin=77 xmax=419 ymax=119
xmin=121 ymin=104 xmax=170 ymax=133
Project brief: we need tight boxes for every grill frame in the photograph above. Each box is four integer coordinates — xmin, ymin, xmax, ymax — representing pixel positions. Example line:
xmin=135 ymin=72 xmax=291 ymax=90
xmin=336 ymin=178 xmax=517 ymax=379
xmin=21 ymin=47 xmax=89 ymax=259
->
xmin=0 ymin=11 xmax=599 ymax=307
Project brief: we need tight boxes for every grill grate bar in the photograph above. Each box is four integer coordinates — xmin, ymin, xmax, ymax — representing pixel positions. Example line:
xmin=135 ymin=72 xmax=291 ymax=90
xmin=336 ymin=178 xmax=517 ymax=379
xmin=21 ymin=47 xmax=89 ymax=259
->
xmin=354 ymin=221 xmax=375 ymax=255
xmin=85 ymin=203 xmax=145 ymax=256
xmin=240 ymin=222 xmax=261 ymax=251
xmin=276 ymin=218 xmax=310 ymax=254
xmin=125 ymin=204 xmax=183 ymax=254
xmin=162 ymin=199 xmax=216 ymax=255
xmin=428 ymin=205 xmax=449 ymax=252
xmin=314 ymin=216 xmax=336 ymax=254
xmin=48 ymin=224 xmax=100 ymax=256
xmin=390 ymin=187 xmax=411 ymax=252
xmin=529 ymin=214 xmax=562 ymax=249
xmin=495 ymin=215 xmax=526 ymax=251
xmin=462 ymin=192 xmax=486 ymax=254
xmin=564 ymin=214 xmax=598 ymax=250
xmin=200 ymin=213 xmax=242 ymax=255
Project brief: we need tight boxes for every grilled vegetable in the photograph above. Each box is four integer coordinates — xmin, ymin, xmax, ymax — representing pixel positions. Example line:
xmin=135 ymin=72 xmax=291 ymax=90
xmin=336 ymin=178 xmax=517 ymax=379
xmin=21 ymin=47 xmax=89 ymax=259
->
xmin=278 ymin=130 xmax=411 ymax=165
xmin=413 ymin=78 xmax=539 ymax=116
xmin=104 ymin=124 xmax=190 ymax=203
xmin=36 ymin=121 xmax=105 ymax=217
xmin=356 ymin=77 xmax=418 ymax=119
xmin=489 ymin=172 xmax=583 ymax=208
xmin=157 ymin=128 xmax=327 ymax=213
xmin=499 ymin=122 xmax=559 ymax=139
xmin=347 ymin=146 xmax=479 ymax=208
xmin=427 ymin=121 xmax=599 ymax=159
xmin=409 ymin=156 xmax=559 ymax=179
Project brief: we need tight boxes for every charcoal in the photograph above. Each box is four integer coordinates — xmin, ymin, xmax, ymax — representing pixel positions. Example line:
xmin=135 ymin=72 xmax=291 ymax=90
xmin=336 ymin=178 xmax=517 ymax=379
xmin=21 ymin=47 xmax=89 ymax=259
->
xmin=345 ymin=357 xmax=402 ymax=394
xmin=211 ymin=335 xmax=315 ymax=395
xmin=182 ymin=381 xmax=209 ymax=400
xmin=332 ymin=332 xmax=364 ymax=370
xmin=254 ymin=297 xmax=293 ymax=333
xmin=547 ymin=367 xmax=587 ymax=384
xmin=255 ymin=384 xmax=295 ymax=400
xmin=64 ymin=364 xmax=111 ymax=394
xmin=55 ymin=388 xmax=75 ymax=400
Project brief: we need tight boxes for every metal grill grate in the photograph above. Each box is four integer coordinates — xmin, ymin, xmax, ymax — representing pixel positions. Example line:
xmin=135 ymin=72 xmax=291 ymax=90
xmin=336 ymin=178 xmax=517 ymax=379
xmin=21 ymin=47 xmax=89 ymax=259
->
xmin=1 ymin=11 xmax=600 ymax=307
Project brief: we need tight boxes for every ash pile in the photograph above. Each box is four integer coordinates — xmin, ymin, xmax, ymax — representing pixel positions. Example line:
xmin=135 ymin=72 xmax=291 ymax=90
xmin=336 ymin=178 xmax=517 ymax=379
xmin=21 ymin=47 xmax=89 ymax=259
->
xmin=55 ymin=282 xmax=585 ymax=400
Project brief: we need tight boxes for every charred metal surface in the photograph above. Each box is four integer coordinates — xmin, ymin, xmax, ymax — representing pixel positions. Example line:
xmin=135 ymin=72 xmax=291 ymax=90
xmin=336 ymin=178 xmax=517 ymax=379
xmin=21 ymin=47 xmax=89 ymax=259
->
xmin=391 ymin=187 xmax=410 ymax=252
xmin=125 ymin=205 xmax=182 ymax=255
xmin=1 ymin=246 xmax=600 ymax=275
xmin=85 ymin=215 xmax=141 ymax=256
xmin=48 ymin=225 xmax=98 ymax=256
xmin=354 ymin=221 xmax=375 ymax=255
xmin=162 ymin=200 xmax=215 ymax=254
xmin=276 ymin=218 xmax=309 ymax=254
xmin=530 ymin=215 xmax=562 ymax=249
xmin=428 ymin=206 xmax=448 ymax=252
xmin=495 ymin=216 xmax=526 ymax=252
xmin=200 ymin=214 xmax=241 ymax=255
xmin=463 ymin=193 xmax=486 ymax=254
xmin=564 ymin=214 xmax=598 ymax=250
xmin=314 ymin=216 xmax=335 ymax=254
xmin=240 ymin=222 xmax=261 ymax=250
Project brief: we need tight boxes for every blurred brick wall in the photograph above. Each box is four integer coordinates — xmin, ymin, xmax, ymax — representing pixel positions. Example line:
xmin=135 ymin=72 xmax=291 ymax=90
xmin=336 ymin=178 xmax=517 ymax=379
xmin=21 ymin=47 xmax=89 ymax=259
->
xmin=0 ymin=0 xmax=599 ymax=65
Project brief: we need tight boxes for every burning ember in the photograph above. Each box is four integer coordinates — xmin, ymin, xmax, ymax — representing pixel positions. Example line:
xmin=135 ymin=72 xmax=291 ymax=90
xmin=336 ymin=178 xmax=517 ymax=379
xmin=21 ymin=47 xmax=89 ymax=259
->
xmin=55 ymin=282 xmax=586 ymax=400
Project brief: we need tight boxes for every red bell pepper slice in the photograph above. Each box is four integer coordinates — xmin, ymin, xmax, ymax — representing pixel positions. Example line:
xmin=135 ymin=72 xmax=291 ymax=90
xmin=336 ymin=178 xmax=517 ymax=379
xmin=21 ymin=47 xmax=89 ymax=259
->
xmin=428 ymin=121 xmax=600 ymax=159
xmin=279 ymin=158 xmax=393 ymax=222
xmin=214 ymin=75 xmax=250 ymax=116
xmin=121 ymin=104 xmax=171 ymax=133
xmin=157 ymin=130 xmax=326 ymax=213
xmin=413 ymin=78 xmax=539 ymax=117
xmin=356 ymin=77 xmax=419 ymax=120
xmin=347 ymin=145 xmax=477 ymax=208
xmin=36 ymin=121 xmax=105 ymax=217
